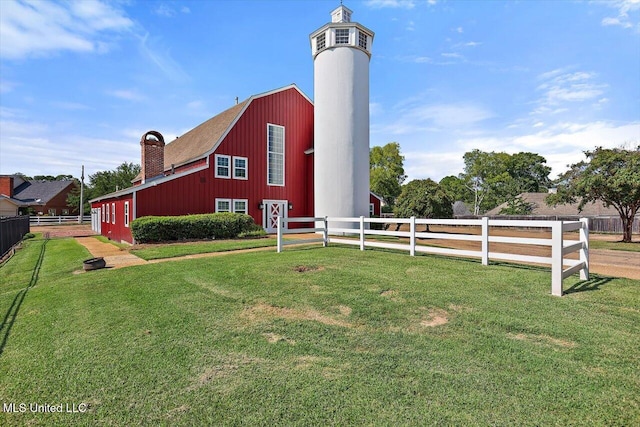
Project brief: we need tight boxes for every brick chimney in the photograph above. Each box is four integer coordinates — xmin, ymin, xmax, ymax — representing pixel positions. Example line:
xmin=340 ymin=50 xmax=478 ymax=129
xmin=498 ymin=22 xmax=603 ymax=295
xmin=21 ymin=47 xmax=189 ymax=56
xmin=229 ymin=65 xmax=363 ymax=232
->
xmin=140 ymin=131 xmax=165 ymax=182
xmin=0 ymin=175 xmax=14 ymax=197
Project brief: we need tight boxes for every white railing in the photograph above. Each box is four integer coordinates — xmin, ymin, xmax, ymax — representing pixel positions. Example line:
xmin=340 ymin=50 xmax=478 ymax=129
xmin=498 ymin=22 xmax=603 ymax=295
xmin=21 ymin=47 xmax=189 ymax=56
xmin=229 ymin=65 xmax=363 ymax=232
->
xmin=276 ymin=216 xmax=589 ymax=297
xmin=276 ymin=217 xmax=327 ymax=252
xmin=30 ymin=215 xmax=91 ymax=225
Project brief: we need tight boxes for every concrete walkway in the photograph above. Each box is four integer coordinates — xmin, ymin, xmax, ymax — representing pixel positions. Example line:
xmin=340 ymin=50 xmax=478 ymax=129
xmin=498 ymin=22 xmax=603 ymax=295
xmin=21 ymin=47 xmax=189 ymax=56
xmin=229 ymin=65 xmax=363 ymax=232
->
xmin=74 ymin=237 xmax=285 ymax=270
xmin=76 ymin=237 xmax=147 ymax=269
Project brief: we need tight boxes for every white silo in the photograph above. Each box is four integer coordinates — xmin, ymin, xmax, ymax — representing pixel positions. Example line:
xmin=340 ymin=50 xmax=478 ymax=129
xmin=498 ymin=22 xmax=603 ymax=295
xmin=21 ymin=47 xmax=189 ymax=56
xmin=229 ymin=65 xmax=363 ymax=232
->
xmin=310 ymin=5 xmax=374 ymax=228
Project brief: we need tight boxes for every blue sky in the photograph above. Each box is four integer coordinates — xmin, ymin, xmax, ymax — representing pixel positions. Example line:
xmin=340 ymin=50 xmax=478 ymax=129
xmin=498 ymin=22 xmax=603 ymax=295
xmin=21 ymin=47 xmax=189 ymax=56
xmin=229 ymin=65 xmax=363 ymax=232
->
xmin=1 ymin=0 xmax=639 ymax=183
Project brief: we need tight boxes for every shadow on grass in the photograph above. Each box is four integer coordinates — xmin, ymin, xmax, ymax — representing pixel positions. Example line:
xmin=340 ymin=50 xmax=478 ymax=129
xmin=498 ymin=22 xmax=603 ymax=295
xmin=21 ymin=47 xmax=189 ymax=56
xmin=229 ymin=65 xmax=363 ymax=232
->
xmin=0 ymin=238 xmax=47 ymax=356
xmin=563 ymin=277 xmax=613 ymax=294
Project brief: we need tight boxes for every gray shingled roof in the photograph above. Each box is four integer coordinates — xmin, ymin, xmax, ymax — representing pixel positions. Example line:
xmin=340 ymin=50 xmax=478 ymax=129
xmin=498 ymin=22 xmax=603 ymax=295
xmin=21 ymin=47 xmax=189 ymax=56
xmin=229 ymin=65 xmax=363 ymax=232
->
xmin=133 ymin=99 xmax=250 ymax=182
xmin=13 ymin=180 xmax=76 ymax=204
xmin=486 ymin=192 xmax=619 ymax=216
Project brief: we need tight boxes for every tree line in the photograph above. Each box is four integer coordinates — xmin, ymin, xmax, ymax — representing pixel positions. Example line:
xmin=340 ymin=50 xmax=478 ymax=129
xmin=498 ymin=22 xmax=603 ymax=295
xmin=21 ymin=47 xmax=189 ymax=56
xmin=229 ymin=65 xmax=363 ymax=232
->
xmin=370 ymin=142 xmax=640 ymax=243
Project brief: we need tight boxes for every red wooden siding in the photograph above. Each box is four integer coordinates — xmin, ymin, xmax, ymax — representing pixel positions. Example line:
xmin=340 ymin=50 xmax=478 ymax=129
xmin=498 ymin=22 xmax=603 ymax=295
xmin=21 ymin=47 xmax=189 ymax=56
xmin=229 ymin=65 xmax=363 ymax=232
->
xmin=93 ymin=195 xmax=133 ymax=243
xmin=369 ymin=193 xmax=381 ymax=216
xmin=136 ymin=87 xmax=314 ymax=228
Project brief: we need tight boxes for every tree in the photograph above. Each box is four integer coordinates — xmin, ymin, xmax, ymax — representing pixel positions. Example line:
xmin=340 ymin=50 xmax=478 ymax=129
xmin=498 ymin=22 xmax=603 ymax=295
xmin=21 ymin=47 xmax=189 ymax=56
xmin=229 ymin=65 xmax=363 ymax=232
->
xmin=439 ymin=175 xmax=472 ymax=208
xmin=499 ymin=195 xmax=534 ymax=215
xmin=547 ymin=146 xmax=640 ymax=243
xmin=370 ymin=142 xmax=407 ymax=207
xmin=394 ymin=179 xmax=453 ymax=231
xmin=67 ymin=162 xmax=141 ymax=215
xmin=459 ymin=149 xmax=551 ymax=214
xmin=89 ymin=162 xmax=141 ymax=197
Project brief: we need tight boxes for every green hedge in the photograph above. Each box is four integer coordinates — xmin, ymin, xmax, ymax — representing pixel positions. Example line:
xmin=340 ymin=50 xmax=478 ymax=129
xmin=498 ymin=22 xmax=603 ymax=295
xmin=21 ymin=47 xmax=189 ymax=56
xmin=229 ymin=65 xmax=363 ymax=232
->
xmin=130 ymin=213 xmax=263 ymax=243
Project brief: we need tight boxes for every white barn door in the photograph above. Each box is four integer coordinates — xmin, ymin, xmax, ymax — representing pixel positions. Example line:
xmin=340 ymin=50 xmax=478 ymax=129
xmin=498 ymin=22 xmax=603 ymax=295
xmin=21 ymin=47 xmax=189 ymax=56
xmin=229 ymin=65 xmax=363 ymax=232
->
xmin=263 ymin=200 xmax=287 ymax=233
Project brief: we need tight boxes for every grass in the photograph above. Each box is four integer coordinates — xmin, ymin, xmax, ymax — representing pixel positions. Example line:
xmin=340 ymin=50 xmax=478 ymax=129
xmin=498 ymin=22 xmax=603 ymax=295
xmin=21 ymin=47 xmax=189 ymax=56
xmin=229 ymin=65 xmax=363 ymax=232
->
xmin=130 ymin=237 xmax=276 ymax=260
xmin=589 ymin=239 xmax=640 ymax=252
xmin=1 ymin=237 xmax=639 ymax=426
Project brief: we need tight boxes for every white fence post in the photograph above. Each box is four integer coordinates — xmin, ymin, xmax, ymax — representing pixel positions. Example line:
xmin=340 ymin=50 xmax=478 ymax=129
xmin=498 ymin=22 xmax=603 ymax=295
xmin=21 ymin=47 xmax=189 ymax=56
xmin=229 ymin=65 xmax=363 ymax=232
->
xmin=580 ymin=217 xmax=589 ymax=280
xmin=551 ymin=221 xmax=563 ymax=296
xmin=481 ymin=216 xmax=489 ymax=266
xmin=323 ymin=216 xmax=328 ymax=247
xmin=360 ymin=216 xmax=365 ymax=251
xmin=277 ymin=216 xmax=283 ymax=253
xmin=410 ymin=216 xmax=416 ymax=256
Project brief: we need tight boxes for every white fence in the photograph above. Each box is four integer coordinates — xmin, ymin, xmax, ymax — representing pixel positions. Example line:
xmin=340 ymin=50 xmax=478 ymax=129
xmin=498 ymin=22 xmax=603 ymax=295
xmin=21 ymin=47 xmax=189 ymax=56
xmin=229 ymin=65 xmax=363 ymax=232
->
xmin=30 ymin=215 xmax=91 ymax=226
xmin=277 ymin=216 xmax=589 ymax=297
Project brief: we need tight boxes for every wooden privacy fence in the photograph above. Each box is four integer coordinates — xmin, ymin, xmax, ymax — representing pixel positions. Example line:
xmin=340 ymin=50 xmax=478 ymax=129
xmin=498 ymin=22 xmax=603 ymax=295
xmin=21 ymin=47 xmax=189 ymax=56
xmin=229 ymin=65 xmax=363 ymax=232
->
xmin=1 ymin=216 xmax=30 ymax=260
xmin=277 ymin=216 xmax=590 ymax=297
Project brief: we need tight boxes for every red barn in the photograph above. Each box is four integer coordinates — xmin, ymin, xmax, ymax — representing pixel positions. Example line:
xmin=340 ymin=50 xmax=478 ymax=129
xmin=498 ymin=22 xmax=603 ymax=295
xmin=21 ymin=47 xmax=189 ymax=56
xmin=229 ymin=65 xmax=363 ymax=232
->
xmin=90 ymin=85 xmax=381 ymax=243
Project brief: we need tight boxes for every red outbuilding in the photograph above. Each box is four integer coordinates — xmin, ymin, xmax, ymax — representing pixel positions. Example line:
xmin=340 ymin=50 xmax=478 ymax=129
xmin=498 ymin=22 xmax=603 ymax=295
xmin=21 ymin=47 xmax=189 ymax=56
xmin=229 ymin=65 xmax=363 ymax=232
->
xmin=90 ymin=85 xmax=381 ymax=243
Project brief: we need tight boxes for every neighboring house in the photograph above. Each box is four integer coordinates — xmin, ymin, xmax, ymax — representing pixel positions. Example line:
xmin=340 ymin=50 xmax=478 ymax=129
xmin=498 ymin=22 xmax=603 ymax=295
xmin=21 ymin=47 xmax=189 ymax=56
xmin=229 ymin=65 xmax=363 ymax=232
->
xmin=90 ymin=85 xmax=382 ymax=243
xmin=486 ymin=192 xmax=620 ymax=217
xmin=0 ymin=175 xmax=78 ymax=217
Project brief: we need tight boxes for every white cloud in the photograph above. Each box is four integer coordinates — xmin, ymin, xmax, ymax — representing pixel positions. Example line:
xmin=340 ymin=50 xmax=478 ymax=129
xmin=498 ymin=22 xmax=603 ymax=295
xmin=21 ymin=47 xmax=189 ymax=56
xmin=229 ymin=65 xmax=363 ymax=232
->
xmin=533 ymin=69 xmax=608 ymax=114
xmin=107 ymin=89 xmax=146 ymax=102
xmin=441 ymin=52 xmax=463 ymax=59
xmin=0 ymin=0 xmax=133 ymax=60
xmin=601 ymin=0 xmax=640 ymax=30
xmin=364 ymin=0 xmax=416 ymax=9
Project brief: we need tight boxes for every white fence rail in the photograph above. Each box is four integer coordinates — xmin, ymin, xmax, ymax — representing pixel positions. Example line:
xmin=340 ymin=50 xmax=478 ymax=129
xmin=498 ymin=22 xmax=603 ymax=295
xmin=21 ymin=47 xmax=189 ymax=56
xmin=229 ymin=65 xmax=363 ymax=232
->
xmin=277 ymin=216 xmax=589 ymax=297
xmin=30 ymin=215 xmax=91 ymax=226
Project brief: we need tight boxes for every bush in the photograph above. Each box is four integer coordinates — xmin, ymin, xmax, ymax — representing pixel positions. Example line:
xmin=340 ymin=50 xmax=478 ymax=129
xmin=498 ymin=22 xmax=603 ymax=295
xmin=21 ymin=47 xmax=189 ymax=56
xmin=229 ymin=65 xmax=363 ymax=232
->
xmin=23 ymin=233 xmax=35 ymax=240
xmin=130 ymin=213 xmax=261 ymax=243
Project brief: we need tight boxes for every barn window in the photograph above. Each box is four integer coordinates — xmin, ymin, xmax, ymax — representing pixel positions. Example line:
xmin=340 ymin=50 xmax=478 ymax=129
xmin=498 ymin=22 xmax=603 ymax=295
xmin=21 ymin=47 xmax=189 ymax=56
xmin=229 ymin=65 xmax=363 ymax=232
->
xmin=215 ymin=154 xmax=231 ymax=178
xmin=215 ymin=198 xmax=231 ymax=213
xmin=233 ymin=157 xmax=248 ymax=179
xmin=316 ymin=33 xmax=326 ymax=51
xmin=102 ymin=204 xmax=105 ymax=222
xmin=267 ymin=124 xmax=284 ymax=186
xmin=336 ymin=28 xmax=349 ymax=44
xmin=111 ymin=203 xmax=116 ymax=224
xmin=124 ymin=201 xmax=130 ymax=228
xmin=233 ymin=199 xmax=248 ymax=214
xmin=106 ymin=204 xmax=110 ymax=223
xmin=369 ymin=203 xmax=374 ymax=217
xmin=358 ymin=31 xmax=368 ymax=50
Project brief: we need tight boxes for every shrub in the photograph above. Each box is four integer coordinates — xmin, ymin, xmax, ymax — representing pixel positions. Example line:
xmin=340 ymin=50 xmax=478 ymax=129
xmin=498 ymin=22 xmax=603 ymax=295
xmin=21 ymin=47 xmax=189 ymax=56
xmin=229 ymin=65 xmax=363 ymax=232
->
xmin=23 ymin=233 xmax=35 ymax=240
xmin=130 ymin=213 xmax=262 ymax=243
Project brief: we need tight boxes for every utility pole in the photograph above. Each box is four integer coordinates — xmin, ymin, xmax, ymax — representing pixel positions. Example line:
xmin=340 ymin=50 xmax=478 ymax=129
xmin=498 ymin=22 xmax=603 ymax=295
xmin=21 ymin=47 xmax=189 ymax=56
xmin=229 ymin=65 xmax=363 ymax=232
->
xmin=78 ymin=165 xmax=84 ymax=224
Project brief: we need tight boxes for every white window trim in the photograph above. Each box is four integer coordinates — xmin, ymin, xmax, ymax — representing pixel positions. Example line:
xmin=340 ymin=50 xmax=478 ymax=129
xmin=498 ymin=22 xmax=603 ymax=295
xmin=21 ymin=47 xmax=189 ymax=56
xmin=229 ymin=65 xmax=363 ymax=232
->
xmin=106 ymin=203 xmax=109 ymax=223
xmin=102 ymin=204 xmax=105 ymax=222
xmin=111 ymin=203 xmax=116 ymax=225
xmin=215 ymin=198 xmax=232 ymax=213
xmin=369 ymin=203 xmax=375 ymax=217
xmin=233 ymin=199 xmax=248 ymax=214
xmin=215 ymin=154 xmax=231 ymax=179
xmin=267 ymin=123 xmax=285 ymax=187
xmin=124 ymin=201 xmax=130 ymax=228
xmin=233 ymin=156 xmax=248 ymax=180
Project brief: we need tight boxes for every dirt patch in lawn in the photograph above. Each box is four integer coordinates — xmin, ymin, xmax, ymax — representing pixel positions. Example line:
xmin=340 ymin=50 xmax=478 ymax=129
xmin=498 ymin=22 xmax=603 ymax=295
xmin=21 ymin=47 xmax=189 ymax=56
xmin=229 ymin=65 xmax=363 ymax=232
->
xmin=263 ymin=332 xmax=296 ymax=345
xmin=242 ymin=303 xmax=354 ymax=328
xmin=292 ymin=265 xmax=324 ymax=273
xmin=420 ymin=308 xmax=450 ymax=327
xmin=507 ymin=332 xmax=577 ymax=349
xmin=380 ymin=289 xmax=405 ymax=303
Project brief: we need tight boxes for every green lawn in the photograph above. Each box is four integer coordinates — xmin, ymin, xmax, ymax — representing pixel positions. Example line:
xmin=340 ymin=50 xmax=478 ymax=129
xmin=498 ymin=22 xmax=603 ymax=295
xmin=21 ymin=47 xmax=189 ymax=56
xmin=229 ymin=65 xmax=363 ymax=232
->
xmin=130 ymin=237 xmax=277 ymax=260
xmin=1 ymin=237 xmax=639 ymax=426
xmin=589 ymin=239 xmax=640 ymax=252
